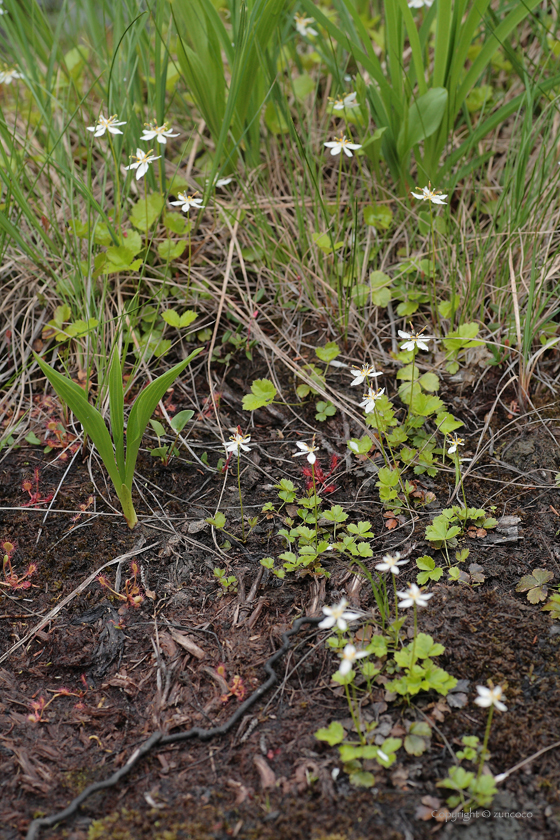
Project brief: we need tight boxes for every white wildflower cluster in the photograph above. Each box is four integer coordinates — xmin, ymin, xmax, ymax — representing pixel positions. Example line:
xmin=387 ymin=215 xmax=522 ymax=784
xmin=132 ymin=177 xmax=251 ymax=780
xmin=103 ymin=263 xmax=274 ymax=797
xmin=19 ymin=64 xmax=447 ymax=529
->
xmin=0 ymin=67 xmax=23 ymax=84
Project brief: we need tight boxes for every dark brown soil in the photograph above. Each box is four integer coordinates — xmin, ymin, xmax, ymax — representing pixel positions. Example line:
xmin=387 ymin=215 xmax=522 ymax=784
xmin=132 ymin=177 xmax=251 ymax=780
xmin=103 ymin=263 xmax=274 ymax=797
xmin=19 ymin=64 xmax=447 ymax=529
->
xmin=2 ymin=366 xmax=560 ymax=840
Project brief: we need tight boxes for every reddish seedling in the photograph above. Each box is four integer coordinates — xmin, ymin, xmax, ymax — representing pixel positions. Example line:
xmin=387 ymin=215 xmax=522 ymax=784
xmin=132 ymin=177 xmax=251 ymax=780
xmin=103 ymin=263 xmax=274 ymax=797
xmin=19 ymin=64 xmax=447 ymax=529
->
xmin=70 ymin=495 xmax=95 ymax=524
xmin=302 ymin=454 xmax=339 ymax=494
xmin=216 ymin=664 xmax=246 ymax=703
xmin=21 ymin=468 xmax=54 ymax=507
xmin=28 ymin=686 xmax=86 ymax=722
xmin=1 ymin=540 xmax=37 ymax=591
xmin=97 ymin=560 xmax=144 ymax=608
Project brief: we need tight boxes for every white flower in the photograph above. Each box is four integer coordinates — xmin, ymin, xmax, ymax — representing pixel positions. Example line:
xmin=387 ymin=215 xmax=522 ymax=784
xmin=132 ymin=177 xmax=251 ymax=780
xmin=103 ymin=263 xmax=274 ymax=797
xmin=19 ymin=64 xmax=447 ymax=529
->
xmin=350 ymin=363 xmax=382 ymax=387
xmin=375 ymin=552 xmax=409 ymax=575
xmin=447 ymin=434 xmax=465 ymax=455
xmin=331 ymin=92 xmax=359 ymax=111
xmin=169 ymin=191 xmax=205 ymax=214
xmin=411 ymin=183 xmax=448 ymax=205
xmin=124 ymin=148 xmax=161 ymax=180
xmin=215 ymin=177 xmax=234 ymax=188
xmin=398 ymin=329 xmax=432 ymax=352
xmin=225 ymin=430 xmax=251 ymax=454
xmin=293 ymin=440 xmax=319 ymax=465
xmin=359 ymin=386 xmax=385 ymax=414
xmin=338 ymin=643 xmax=368 ymax=676
xmin=0 ymin=67 xmax=23 ymax=84
xmin=0 ymin=0 xmax=6 ymax=15
xmin=294 ymin=13 xmax=317 ymax=37
xmin=408 ymin=0 xmax=434 ymax=7
xmin=86 ymin=114 xmax=127 ymax=137
xmin=397 ymin=584 xmax=433 ymax=609
xmin=319 ymin=598 xmax=361 ymax=632
xmin=474 ymin=685 xmax=507 ymax=712
xmin=140 ymin=120 xmax=180 ymax=145
xmin=324 ymin=134 xmax=362 ymax=158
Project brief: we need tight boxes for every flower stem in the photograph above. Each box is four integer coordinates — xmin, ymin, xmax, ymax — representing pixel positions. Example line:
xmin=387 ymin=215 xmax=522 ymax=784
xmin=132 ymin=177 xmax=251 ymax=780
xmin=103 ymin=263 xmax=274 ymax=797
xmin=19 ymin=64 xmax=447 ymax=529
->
xmin=429 ymin=201 xmax=441 ymax=332
xmin=478 ymin=706 xmax=494 ymax=779
xmin=108 ymin=134 xmax=121 ymax=234
xmin=410 ymin=603 xmax=418 ymax=668
xmin=408 ymin=349 xmax=416 ymax=423
xmin=144 ymin=177 xmax=149 ymax=243
xmin=237 ymin=452 xmax=245 ymax=543
xmin=312 ymin=462 xmax=318 ymax=549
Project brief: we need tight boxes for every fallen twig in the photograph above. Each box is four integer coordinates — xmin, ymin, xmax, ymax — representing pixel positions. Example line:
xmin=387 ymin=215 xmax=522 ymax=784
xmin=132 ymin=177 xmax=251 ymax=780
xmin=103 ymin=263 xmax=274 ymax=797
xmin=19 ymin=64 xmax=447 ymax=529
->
xmin=25 ymin=614 xmax=322 ymax=840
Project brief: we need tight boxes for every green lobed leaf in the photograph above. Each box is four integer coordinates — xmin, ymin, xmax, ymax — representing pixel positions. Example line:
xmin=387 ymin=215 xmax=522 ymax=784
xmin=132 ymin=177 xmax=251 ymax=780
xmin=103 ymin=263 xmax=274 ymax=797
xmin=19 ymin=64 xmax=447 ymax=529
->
xmin=242 ymin=378 xmax=277 ymax=411
xmin=129 ymin=193 xmax=164 ymax=231
xmin=315 ymin=721 xmax=345 ymax=746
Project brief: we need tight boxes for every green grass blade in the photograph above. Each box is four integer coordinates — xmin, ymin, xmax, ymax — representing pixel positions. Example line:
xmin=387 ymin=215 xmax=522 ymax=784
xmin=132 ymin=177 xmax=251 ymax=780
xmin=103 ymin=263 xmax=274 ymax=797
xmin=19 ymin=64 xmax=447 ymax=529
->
xmin=455 ymin=0 xmax=541 ymax=113
xmin=33 ymin=353 xmax=121 ymax=490
xmin=109 ymin=350 xmax=125 ymax=478
xmin=124 ymin=348 xmax=202 ymax=488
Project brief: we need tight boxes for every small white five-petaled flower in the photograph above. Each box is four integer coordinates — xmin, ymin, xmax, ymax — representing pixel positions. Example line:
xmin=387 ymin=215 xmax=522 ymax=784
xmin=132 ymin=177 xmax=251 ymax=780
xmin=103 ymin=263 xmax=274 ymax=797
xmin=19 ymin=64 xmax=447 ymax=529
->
xmin=350 ymin=363 xmax=382 ymax=387
xmin=447 ymin=434 xmax=465 ymax=455
xmin=294 ymin=13 xmax=317 ymax=37
xmin=324 ymin=134 xmax=362 ymax=158
xmin=169 ymin=191 xmax=205 ymax=214
xmin=360 ymin=386 xmax=385 ymax=414
xmin=474 ymin=685 xmax=507 ymax=712
xmin=331 ymin=92 xmax=359 ymax=111
xmin=124 ymin=148 xmax=161 ymax=180
xmin=398 ymin=329 xmax=432 ymax=352
xmin=86 ymin=114 xmax=127 ymax=137
xmin=0 ymin=1 xmax=7 ymax=16
xmin=0 ymin=68 xmax=22 ymax=84
xmin=411 ymin=183 xmax=448 ymax=205
xmin=140 ymin=120 xmax=180 ymax=145
xmin=338 ymin=643 xmax=368 ymax=676
xmin=408 ymin=0 xmax=434 ymax=8
xmin=225 ymin=428 xmax=251 ymax=455
xmin=397 ymin=584 xmax=433 ymax=609
xmin=319 ymin=598 xmax=361 ymax=632
xmin=375 ymin=552 xmax=409 ymax=575
xmin=293 ymin=440 xmax=319 ymax=465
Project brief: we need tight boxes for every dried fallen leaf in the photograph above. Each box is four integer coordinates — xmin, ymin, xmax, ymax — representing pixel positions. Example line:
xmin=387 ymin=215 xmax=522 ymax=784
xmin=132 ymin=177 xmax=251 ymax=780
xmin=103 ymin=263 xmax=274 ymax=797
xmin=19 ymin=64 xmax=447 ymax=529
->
xmin=516 ymin=568 xmax=554 ymax=604
xmin=253 ymin=755 xmax=276 ymax=789
xmin=169 ymin=628 xmax=206 ymax=659
xmin=391 ymin=765 xmax=409 ymax=789
xmin=158 ymin=632 xmax=178 ymax=659
xmin=468 ymin=563 xmax=485 ymax=585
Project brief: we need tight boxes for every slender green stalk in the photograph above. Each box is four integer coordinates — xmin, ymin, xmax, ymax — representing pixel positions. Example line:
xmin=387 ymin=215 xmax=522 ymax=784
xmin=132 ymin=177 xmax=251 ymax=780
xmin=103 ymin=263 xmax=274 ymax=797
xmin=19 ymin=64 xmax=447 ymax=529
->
xmin=312 ymin=461 xmax=318 ymax=550
xmin=409 ymin=603 xmax=418 ymax=668
xmin=237 ymin=451 xmax=246 ymax=543
xmin=392 ymin=573 xmax=399 ymax=622
xmin=108 ymin=133 xmax=122 ymax=233
xmin=428 ymin=199 xmax=440 ymax=330
xmin=478 ymin=706 xmax=494 ymax=780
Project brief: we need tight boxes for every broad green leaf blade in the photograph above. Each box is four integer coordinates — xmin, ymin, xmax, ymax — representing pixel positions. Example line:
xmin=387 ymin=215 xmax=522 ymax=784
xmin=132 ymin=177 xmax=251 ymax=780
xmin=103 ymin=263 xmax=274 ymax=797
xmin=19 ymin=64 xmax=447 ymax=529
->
xmin=397 ymin=88 xmax=448 ymax=158
xmin=124 ymin=348 xmax=202 ymax=487
xmin=34 ymin=354 xmax=121 ymax=489
xmin=109 ymin=350 xmax=125 ymax=478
